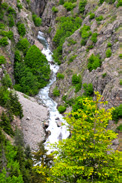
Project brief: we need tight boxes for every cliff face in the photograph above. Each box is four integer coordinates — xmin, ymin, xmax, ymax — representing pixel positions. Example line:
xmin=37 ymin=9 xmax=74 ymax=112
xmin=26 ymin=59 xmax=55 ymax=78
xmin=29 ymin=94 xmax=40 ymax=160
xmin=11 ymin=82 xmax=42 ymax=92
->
xmin=39 ymin=0 xmax=121 ymax=110
xmin=30 ymin=0 xmax=47 ymax=16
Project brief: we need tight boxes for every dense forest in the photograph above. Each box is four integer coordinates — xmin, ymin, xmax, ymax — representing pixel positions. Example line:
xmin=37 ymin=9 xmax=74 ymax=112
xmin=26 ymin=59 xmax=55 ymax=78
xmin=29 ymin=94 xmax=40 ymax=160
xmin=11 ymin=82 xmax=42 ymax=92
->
xmin=0 ymin=0 xmax=121 ymax=182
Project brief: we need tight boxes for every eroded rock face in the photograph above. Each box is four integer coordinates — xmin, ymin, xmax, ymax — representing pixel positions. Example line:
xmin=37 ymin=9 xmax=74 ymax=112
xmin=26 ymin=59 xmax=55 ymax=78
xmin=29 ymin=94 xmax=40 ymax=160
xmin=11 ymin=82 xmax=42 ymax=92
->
xmin=30 ymin=0 xmax=47 ymax=16
xmin=17 ymin=92 xmax=48 ymax=151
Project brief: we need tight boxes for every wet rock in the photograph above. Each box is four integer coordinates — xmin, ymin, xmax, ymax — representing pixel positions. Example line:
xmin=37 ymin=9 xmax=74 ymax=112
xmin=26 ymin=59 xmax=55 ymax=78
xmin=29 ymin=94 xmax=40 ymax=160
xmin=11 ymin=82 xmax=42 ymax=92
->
xmin=44 ymin=122 xmax=49 ymax=129
xmin=46 ymin=130 xmax=51 ymax=139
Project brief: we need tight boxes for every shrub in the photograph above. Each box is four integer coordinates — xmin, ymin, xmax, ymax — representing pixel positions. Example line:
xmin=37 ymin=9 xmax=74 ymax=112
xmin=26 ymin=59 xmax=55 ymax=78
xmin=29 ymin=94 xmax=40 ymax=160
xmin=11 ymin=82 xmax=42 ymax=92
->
xmin=64 ymin=2 xmax=76 ymax=11
xmin=17 ymin=22 xmax=26 ymax=37
xmin=67 ymin=38 xmax=76 ymax=46
xmin=107 ymin=42 xmax=112 ymax=47
xmin=75 ymin=83 xmax=82 ymax=93
xmin=8 ymin=15 xmax=15 ymax=27
xmin=32 ymin=14 xmax=42 ymax=27
xmin=0 ymin=23 xmax=5 ymax=29
xmin=17 ymin=38 xmax=30 ymax=55
xmin=0 ymin=37 xmax=9 ymax=46
xmin=0 ymin=55 xmax=6 ymax=65
xmin=57 ymin=73 xmax=64 ymax=79
xmin=58 ymin=105 xmax=66 ymax=113
xmin=91 ymin=32 xmax=97 ymax=43
xmin=7 ymin=6 xmax=16 ymax=15
xmin=96 ymin=15 xmax=103 ymax=21
xmin=68 ymin=55 xmax=77 ymax=64
xmin=53 ymin=87 xmax=60 ymax=97
xmin=0 ymin=10 xmax=4 ymax=20
xmin=116 ymin=124 xmax=122 ymax=132
xmin=102 ymin=73 xmax=107 ymax=78
xmin=116 ymin=0 xmax=122 ymax=7
xmin=89 ymin=13 xmax=95 ymax=20
xmin=87 ymin=54 xmax=101 ymax=72
xmin=120 ymin=80 xmax=122 ymax=85
xmin=80 ymin=24 xmax=91 ymax=45
xmin=1 ymin=73 xmax=12 ymax=88
xmin=106 ymin=48 xmax=112 ymax=58
xmin=17 ymin=0 xmax=23 ymax=11
xmin=83 ymin=83 xmax=93 ymax=96
xmin=59 ymin=0 xmax=64 ymax=5
xmin=119 ymin=54 xmax=122 ymax=59
xmin=79 ymin=0 xmax=87 ymax=14
xmin=0 ymin=31 xmax=13 ymax=40
xmin=52 ymin=6 xmax=58 ymax=13
xmin=26 ymin=0 xmax=30 ymax=4
xmin=1 ymin=2 xmax=8 ymax=9
xmin=112 ymin=104 xmax=122 ymax=123
xmin=72 ymin=74 xmax=81 ymax=85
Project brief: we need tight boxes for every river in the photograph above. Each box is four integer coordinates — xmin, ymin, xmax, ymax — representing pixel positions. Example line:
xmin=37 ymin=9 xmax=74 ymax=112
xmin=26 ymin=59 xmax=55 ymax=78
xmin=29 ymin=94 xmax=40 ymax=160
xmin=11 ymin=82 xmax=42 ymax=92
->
xmin=37 ymin=31 xmax=69 ymax=149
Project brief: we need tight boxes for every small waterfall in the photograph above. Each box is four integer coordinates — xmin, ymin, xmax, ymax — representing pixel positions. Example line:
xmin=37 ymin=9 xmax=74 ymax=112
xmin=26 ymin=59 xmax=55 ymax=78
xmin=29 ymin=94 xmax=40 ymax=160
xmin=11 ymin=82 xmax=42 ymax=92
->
xmin=37 ymin=31 xmax=69 ymax=150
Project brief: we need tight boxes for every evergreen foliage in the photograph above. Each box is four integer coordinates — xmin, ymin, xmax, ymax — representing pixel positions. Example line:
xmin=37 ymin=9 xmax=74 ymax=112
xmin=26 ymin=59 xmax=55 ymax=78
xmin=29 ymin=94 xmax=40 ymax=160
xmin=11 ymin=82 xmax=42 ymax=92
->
xmin=58 ymin=105 xmax=66 ymax=113
xmin=32 ymin=14 xmax=42 ymax=27
xmin=112 ymin=104 xmax=122 ymax=123
xmin=0 ymin=55 xmax=6 ymax=65
xmin=0 ymin=37 xmax=9 ymax=46
xmin=17 ymin=38 xmax=30 ymax=55
xmin=17 ymin=22 xmax=26 ymax=37
xmin=64 ymin=2 xmax=76 ymax=11
xmin=57 ymin=73 xmax=64 ymax=79
xmin=72 ymin=74 xmax=82 ymax=93
xmin=52 ymin=6 xmax=58 ymax=13
xmin=53 ymin=87 xmax=60 ymax=97
xmin=106 ymin=48 xmax=112 ymax=58
xmin=79 ymin=0 xmax=87 ymax=14
xmin=87 ymin=54 xmax=101 ymax=71
xmin=80 ymin=24 xmax=91 ymax=45
xmin=83 ymin=83 xmax=94 ymax=96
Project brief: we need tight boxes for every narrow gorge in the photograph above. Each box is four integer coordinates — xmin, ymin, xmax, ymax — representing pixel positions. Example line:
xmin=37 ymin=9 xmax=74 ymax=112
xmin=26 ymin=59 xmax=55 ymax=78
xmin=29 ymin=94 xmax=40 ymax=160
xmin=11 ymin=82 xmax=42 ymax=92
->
xmin=0 ymin=0 xmax=121 ymax=182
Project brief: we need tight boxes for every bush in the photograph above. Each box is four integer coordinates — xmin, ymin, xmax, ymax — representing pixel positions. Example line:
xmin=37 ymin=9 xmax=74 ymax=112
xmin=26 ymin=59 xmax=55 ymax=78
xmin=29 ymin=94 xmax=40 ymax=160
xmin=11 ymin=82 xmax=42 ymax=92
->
xmin=52 ymin=6 xmax=58 ymax=13
xmin=58 ymin=105 xmax=66 ymax=113
xmin=8 ymin=15 xmax=15 ymax=27
xmin=91 ymin=32 xmax=97 ymax=43
xmin=0 ymin=55 xmax=6 ymax=65
xmin=75 ymin=83 xmax=82 ymax=93
xmin=106 ymin=48 xmax=112 ymax=58
xmin=7 ymin=6 xmax=16 ymax=15
xmin=79 ymin=0 xmax=87 ymax=14
xmin=83 ymin=83 xmax=93 ymax=96
xmin=0 ymin=10 xmax=4 ymax=20
xmin=119 ymin=54 xmax=122 ymax=59
xmin=87 ymin=54 xmax=101 ymax=72
xmin=112 ymin=104 xmax=122 ymax=123
xmin=17 ymin=22 xmax=26 ymax=37
xmin=53 ymin=87 xmax=60 ymax=97
xmin=1 ymin=73 xmax=12 ymax=87
xmin=120 ymin=80 xmax=122 ymax=85
xmin=57 ymin=73 xmax=64 ymax=79
xmin=32 ymin=14 xmax=42 ymax=27
xmin=102 ymin=73 xmax=107 ymax=78
xmin=17 ymin=0 xmax=23 ymax=11
xmin=1 ymin=2 xmax=8 ymax=9
xmin=59 ymin=0 xmax=64 ymax=5
xmin=0 ymin=31 xmax=13 ymax=40
xmin=68 ymin=55 xmax=77 ymax=64
xmin=116 ymin=124 xmax=122 ymax=132
xmin=96 ymin=15 xmax=103 ymax=21
xmin=64 ymin=2 xmax=76 ymax=11
xmin=116 ymin=0 xmax=122 ymax=7
xmin=107 ymin=42 xmax=112 ymax=47
xmin=0 ymin=23 xmax=5 ymax=30
xmin=80 ymin=24 xmax=91 ymax=45
xmin=0 ymin=37 xmax=9 ymax=46
xmin=72 ymin=74 xmax=81 ymax=85
xmin=17 ymin=38 xmax=30 ymax=55
xmin=67 ymin=38 xmax=76 ymax=46
xmin=89 ymin=13 xmax=95 ymax=20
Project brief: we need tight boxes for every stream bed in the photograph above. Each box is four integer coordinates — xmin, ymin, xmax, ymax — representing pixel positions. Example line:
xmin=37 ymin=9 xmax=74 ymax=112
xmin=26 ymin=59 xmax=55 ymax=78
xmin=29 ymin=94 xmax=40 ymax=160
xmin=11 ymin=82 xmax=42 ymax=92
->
xmin=37 ymin=31 xmax=69 ymax=148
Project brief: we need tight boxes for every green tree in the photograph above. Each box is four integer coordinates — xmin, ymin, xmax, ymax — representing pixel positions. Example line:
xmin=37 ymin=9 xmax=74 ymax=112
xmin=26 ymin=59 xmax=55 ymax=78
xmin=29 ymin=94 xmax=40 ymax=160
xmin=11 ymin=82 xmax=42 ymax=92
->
xmin=49 ymin=92 xmax=120 ymax=183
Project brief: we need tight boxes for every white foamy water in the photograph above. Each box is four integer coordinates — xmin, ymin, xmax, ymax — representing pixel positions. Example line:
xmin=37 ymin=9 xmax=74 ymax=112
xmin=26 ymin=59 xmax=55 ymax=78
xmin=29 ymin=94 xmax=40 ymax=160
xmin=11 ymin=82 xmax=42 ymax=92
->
xmin=37 ymin=31 xmax=69 ymax=149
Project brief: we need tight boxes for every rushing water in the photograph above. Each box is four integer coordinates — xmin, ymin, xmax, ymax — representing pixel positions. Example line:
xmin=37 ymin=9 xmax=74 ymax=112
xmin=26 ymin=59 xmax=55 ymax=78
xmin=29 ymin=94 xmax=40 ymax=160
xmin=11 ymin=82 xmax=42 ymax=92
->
xmin=37 ymin=31 xmax=69 ymax=148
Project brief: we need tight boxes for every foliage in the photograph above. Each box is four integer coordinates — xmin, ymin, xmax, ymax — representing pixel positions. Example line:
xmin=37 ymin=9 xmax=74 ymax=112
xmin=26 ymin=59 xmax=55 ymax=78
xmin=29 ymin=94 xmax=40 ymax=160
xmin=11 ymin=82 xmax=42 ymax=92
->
xmin=107 ymin=42 xmax=112 ymax=47
xmin=80 ymin=24 xmax=91 ymax=45
xmin=0 ymin=30 xmax=13 ymax=40
xmin=120 ymin=79 xmax=122 ymax=85
xmin=91 ymin=32 xmax=97 ymax=43
xmin=72 ymin=74 xmax=82 ymax=93
xmin=68 ymin=55 xmax=77 ymax=64
xmin=1 ymin=73 xmax=12 ymax=88
xmin=0 ymin=23 xmax=5 ymax=29
xmin=89 ymin=13 xmax=95 ymax=19
xmin=79 ymin=0 xmax=87 ymax=14
xmin=7 ymin=6 xmax=16 ymax=15
xmin=64 ymin=2 xmax=76 ymax=11
xmin=32 ymin=14 xmax=42 ymax=27
xmin=53 ymin=16 xmax=82 ymax=64
xmin=119 ymin=54 xmax=122 ymax=59
xmin=0 ymin=37 xmax=9 ymax=46
xmin=116 ymin=0 xmax=122 ymax=7
xmin=83 ymin=83 xmax=94 ymax=96
xmin=100 ymin=0 xmax=116 ymax=4
xmin=52 ymin=6 xmax=58 ymax=13
xmin=17 ymin=22 xmax=26 ymax=37
xmin=106 ymin=48 xmax=112 ymax=58
xmin=49 ymin=92 xmax=120 ymax=183
xmin=57 ymin=73 xmax=64 ymax=79
xmin=0 ymin=55 xmax=6 ymax=65
xmin=102 ymin=72 xmax=107 ymax=78
xmin=67 ymin=38 xmax=76 ymax=46
xmin=53 ymin=87 xmax=60 ymax=97
xmin=14 ymin=50 xmax=22 ymax=63
xmin=58 ymin=105 xmax=66 ymax=113
xmin=1 ymin=2 xmax=8 ymax=9
xmin=116 ymin=124 xmax=122 ymax=132
xmin=8 ymin=15 xmax=15 ymax=27
xmin=17 ymin=38 xmax=30 ymax=55
xmin=87 ymin=54 xmax=101 ymax=72
xmin=59 ymin=0 xmax=64 ymax=5
xmin=0 ymin=10 xmax=4 ymax=20
xmin=112 ymin=104 xmax=122 ymax=123
xmin=96 ymin=15 xmax=103 ymax=21
xmin=17 ymin=0 xmax=23 ymax=11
